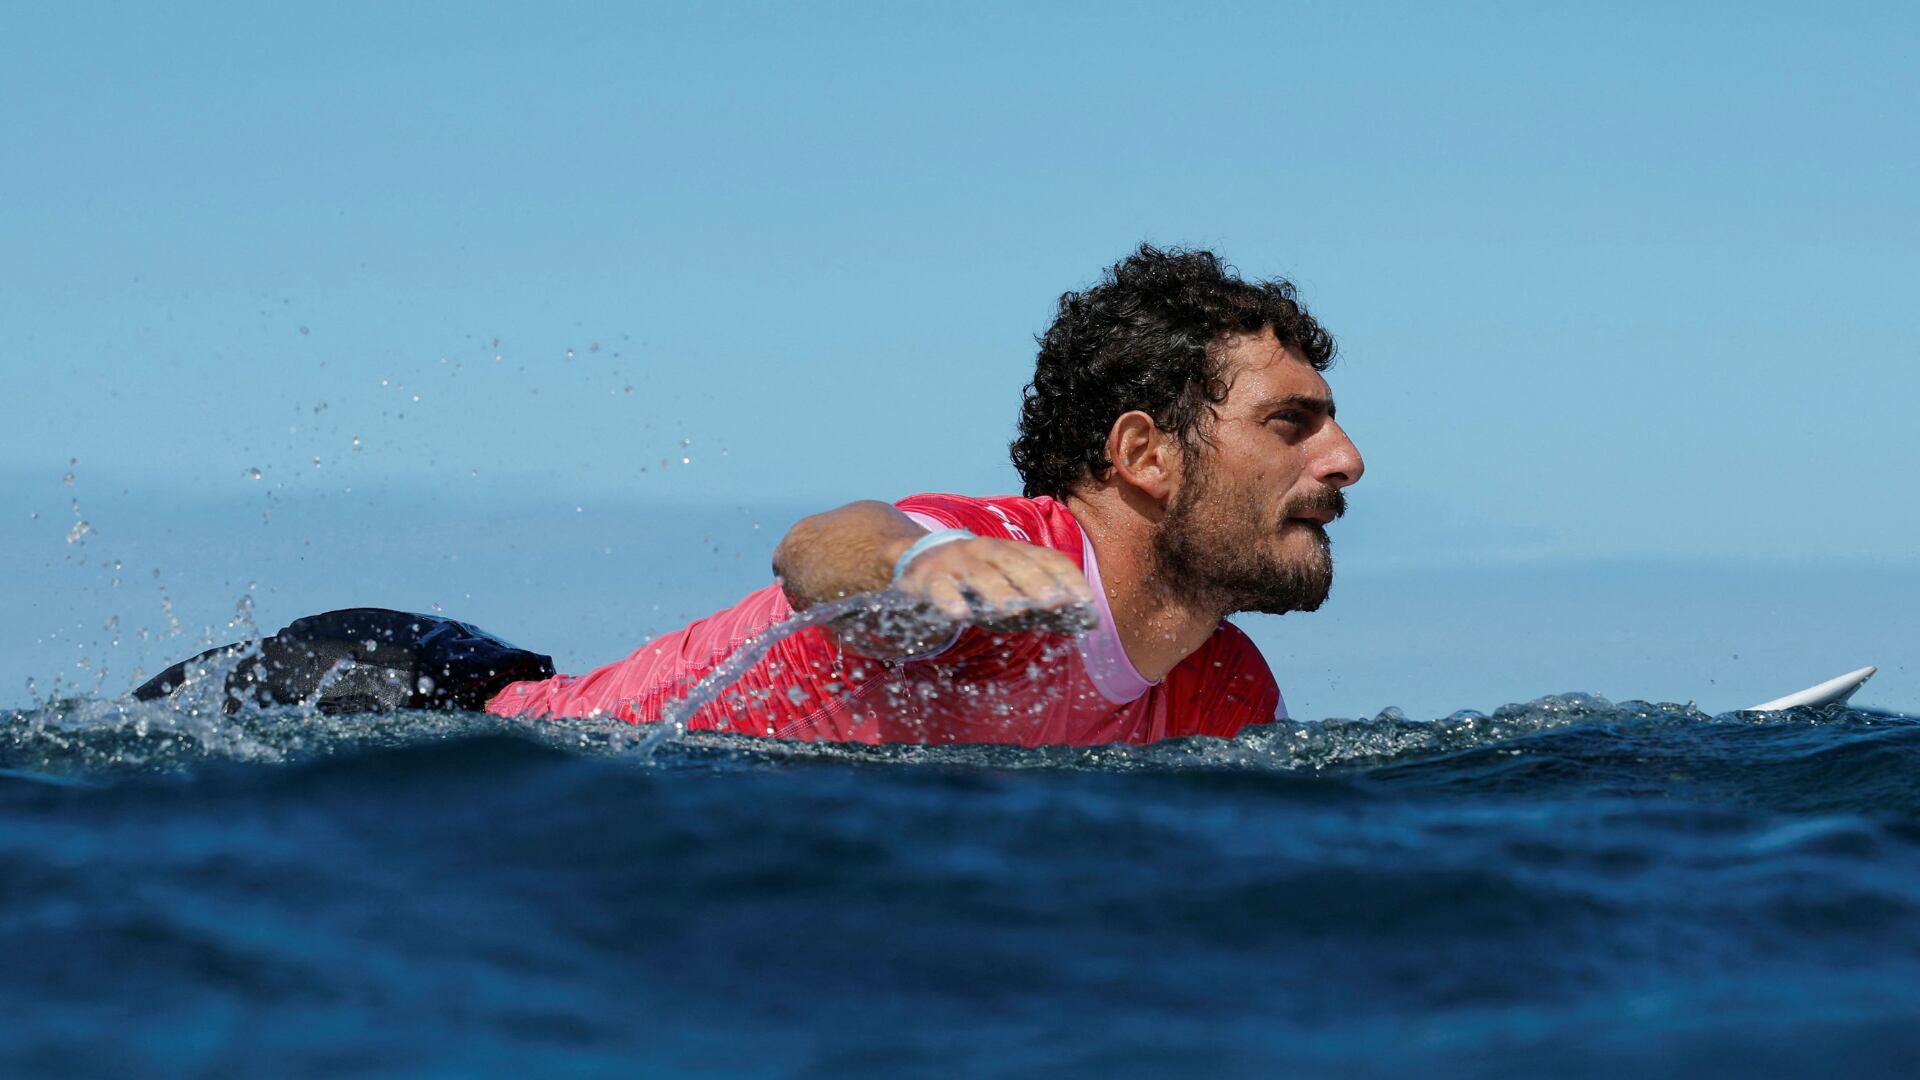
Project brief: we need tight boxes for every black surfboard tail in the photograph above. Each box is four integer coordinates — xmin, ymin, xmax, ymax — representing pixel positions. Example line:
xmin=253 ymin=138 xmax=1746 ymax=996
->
xmin=132 ymin=608 xmax=555 ymax=715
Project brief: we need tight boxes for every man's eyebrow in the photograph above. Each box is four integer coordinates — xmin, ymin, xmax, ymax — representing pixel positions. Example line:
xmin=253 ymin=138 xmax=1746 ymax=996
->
xmin=1254 ymin=394 xmax=1336 ymax=419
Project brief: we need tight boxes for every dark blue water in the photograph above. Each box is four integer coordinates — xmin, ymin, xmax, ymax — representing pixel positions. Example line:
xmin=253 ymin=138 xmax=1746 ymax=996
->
xmin=5 ymin=692 xmax=1920 ymax=1078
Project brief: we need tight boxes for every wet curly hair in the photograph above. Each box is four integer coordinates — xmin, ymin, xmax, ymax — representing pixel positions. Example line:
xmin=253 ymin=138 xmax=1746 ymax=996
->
xmin=1010 ymin=244 xmax=1335 ymax=499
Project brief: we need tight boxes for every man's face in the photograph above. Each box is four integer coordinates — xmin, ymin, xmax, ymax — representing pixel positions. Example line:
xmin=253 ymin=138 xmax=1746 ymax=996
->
xmin=1151 ymin=329 xmax=1365 ymax=615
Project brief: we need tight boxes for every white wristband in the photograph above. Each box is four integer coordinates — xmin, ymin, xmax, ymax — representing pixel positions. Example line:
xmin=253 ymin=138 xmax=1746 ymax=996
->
xmin=890 ymin=528 xmax=974 ymax=585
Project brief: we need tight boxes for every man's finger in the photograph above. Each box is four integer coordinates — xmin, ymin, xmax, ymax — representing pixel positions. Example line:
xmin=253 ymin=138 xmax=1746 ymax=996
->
xmin=901 ymin=538 xmax=1095 ymax=626
xmin=920 ymin=575 xmax=973 ymax=622
xmin=980 ymin=546 xmax=1077 ymax=607
xmin=992 ymin=543 xmax=1094 ymax=603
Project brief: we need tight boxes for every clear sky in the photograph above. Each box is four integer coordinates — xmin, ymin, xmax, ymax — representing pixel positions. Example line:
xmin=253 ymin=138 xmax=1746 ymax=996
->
xmin=4 ymin=2 xmax=1917 ymax=716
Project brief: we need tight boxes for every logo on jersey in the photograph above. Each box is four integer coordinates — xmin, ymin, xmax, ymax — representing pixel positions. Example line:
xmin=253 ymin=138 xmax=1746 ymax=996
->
xmin=986 ymin=504 xmax=1032 ymax=542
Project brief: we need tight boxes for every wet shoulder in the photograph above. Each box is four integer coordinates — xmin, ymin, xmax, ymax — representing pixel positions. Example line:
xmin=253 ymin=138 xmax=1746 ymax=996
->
xmin=1161 ymin=621 xmax=1282 ymax=735
xmin=893 ymin=493 xmax=1083 ymax=560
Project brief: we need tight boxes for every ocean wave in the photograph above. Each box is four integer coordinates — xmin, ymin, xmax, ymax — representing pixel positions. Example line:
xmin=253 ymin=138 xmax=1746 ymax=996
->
xmin=6 ymin=687 xmax=1916 ymax=813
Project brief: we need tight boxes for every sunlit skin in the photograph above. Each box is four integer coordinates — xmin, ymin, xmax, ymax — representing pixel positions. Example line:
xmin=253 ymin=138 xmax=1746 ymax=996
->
xmin=773 ymin=328 xmax=1363 ymax=680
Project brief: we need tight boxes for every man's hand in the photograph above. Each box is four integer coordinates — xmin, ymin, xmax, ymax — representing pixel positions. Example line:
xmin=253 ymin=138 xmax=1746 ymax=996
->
xmin=894 ymin=535 xmax=1097 ymax=634
xmin=772 ymin=501 xmax=1100 ymax=658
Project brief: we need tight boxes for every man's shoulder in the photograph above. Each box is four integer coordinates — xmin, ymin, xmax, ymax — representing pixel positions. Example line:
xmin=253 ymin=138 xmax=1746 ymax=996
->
xmin=894 ymin=492 xmax=1082 ymax=557
xmin=1184 ymin=620 xmax=1275 ymax=677
xmin=1164 ymin=620 xmax=1282 ymax=722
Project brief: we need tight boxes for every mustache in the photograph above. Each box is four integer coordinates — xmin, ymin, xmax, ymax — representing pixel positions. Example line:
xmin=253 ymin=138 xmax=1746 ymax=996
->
xmin=1285 ymin=488 xmax=1348 ymax=522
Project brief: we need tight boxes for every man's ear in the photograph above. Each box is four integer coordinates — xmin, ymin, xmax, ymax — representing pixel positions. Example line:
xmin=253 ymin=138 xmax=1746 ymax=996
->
xmin=1105 ymin=411 xmax=1177 ymax=502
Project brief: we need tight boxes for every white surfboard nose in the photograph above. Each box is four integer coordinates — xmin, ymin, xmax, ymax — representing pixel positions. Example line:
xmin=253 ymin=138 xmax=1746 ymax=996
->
xmin=1744 ymin=666 xmax=1877 ymax=712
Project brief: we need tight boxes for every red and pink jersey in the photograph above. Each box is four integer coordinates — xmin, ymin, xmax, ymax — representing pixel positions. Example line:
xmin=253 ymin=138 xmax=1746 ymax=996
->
xmin=485 ymin=493 xmax=1285 ymax=746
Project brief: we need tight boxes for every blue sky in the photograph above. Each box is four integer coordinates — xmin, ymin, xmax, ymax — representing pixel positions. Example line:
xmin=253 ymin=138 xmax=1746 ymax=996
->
xmin=4 ymin=2 xmax=1917 ymax=716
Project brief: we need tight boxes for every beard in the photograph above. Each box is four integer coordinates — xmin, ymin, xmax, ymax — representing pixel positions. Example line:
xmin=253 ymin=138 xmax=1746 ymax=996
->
xmin=1150 ymin=457 xmax=1343 ymax=616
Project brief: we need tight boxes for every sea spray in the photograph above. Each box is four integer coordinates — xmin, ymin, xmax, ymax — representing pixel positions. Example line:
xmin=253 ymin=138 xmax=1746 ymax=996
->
xmin=637 ymin=590 xmax=1095 ymax=753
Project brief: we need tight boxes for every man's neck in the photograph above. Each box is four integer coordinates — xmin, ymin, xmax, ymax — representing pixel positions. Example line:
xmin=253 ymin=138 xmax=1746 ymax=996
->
xmin=1062 ymin=489 xmax=1224 ymax=682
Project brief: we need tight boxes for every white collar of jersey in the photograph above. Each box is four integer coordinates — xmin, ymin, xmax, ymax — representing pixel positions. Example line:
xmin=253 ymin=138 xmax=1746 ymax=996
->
xmin=1075 ymin=528 xmax=1157 ymax=704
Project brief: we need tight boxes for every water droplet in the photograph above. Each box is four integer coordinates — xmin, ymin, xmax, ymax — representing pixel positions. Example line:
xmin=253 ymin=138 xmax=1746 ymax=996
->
xmin=248 ymin=467 xmax=262 ymax=481
xmin=312 ymin=456 xmax=322 ymax=467
xmin=65 ymin=519 xmax=92 ymax=544
xmin=351 ymin=435 xmax=363 ymax=451
xmin=298 ymin=325 xmax=310 ymax=336
xmin=565 ymin=348 xmax=575 ymax=359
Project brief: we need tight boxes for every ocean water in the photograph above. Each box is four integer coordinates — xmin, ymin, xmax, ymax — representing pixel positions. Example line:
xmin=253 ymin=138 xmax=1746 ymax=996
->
xmin=10 ymin=473 xmax=1920 ymax=1075
xmin=6 ymin=689 xmax=1920 ymax=1078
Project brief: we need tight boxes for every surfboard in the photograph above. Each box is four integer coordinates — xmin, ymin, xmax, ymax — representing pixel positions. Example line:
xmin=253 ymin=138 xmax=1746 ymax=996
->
xmin=1744 ymin=666 xmax=1877 ymax=712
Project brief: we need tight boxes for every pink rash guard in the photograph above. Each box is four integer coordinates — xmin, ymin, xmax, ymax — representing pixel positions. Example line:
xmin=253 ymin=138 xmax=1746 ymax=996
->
xmin=485 ymin=493 xmax=1285 ymax=746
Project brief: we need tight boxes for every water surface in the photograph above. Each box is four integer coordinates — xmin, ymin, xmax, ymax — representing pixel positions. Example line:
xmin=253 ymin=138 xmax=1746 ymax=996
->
xmin=6 ymin=691 xmax=1919 ymax=1077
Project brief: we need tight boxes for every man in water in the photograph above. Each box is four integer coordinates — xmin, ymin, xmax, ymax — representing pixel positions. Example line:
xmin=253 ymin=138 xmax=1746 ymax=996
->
xmin=488 ymin=244 xmax=1364 ymax=745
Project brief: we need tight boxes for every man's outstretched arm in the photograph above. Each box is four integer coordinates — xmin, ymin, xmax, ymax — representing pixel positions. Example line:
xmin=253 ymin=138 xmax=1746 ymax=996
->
xmin=772 ymin=500 xmax=1095 ymax=654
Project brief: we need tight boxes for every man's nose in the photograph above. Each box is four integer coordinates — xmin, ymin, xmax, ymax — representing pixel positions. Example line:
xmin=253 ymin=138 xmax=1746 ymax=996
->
xmin=1315 ymin=420 xmax=1364 ymax=488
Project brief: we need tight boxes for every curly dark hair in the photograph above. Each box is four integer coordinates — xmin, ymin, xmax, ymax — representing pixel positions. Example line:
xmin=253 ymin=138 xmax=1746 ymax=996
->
xmin=1010 ymin=244 xmax=1335 ymax=499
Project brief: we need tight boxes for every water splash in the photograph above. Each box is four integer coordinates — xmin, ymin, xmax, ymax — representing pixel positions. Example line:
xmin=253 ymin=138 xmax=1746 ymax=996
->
xmin=8 ymin=570 xmax=1912 ymax=789
xmin=637 ymin=591 xmax=980 ymax=753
